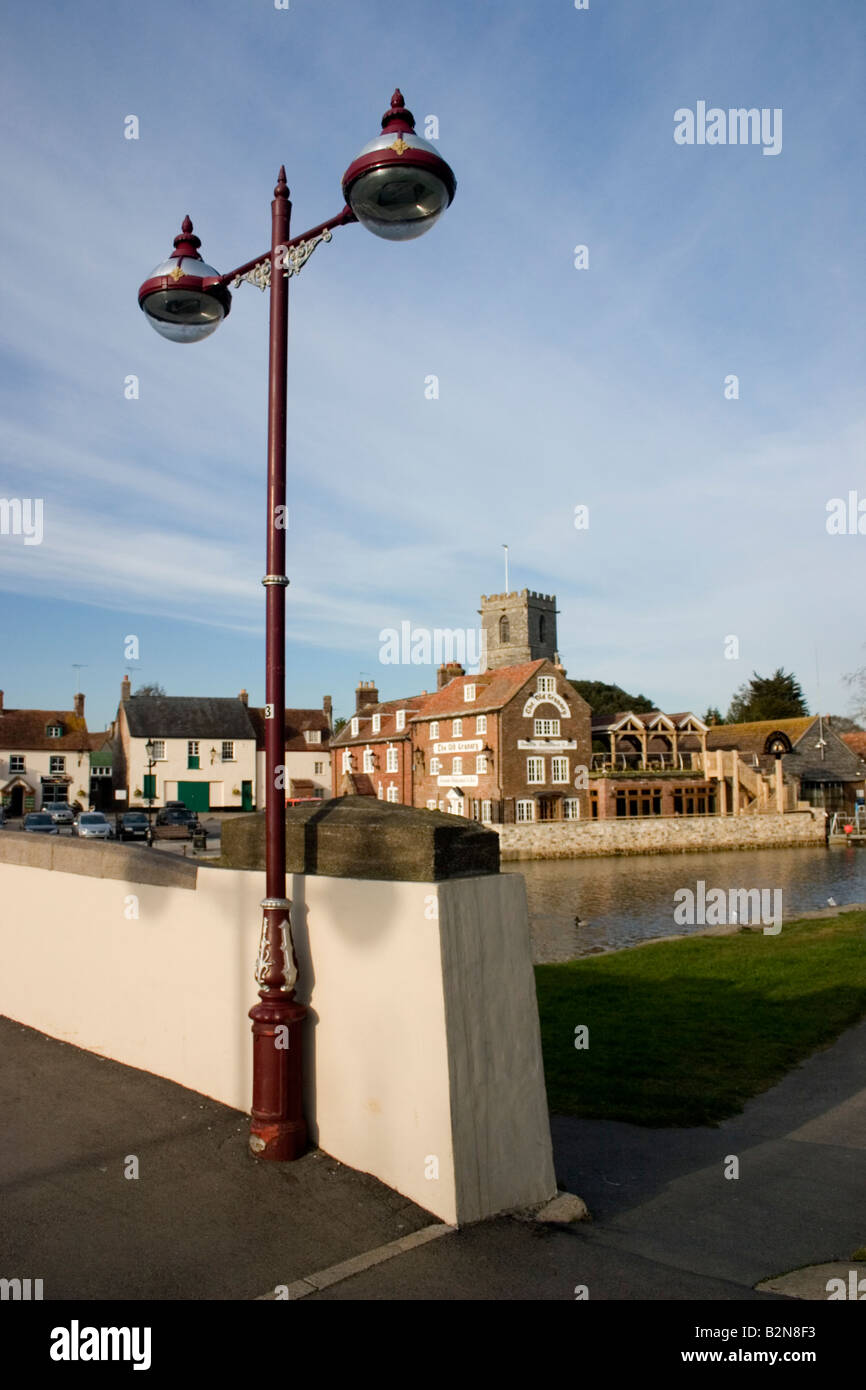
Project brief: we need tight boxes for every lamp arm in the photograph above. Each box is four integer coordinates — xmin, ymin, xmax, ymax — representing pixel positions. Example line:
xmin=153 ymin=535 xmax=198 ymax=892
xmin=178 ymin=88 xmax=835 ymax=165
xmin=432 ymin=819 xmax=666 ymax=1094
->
xmin=212 ymin=206 xmax=358 ymax=288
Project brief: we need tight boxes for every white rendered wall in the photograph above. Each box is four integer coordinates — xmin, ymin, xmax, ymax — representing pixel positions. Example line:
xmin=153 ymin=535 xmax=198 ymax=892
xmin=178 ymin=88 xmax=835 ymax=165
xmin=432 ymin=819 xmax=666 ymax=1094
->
xmin=0 ymin=853 xmax=555 ymax=1225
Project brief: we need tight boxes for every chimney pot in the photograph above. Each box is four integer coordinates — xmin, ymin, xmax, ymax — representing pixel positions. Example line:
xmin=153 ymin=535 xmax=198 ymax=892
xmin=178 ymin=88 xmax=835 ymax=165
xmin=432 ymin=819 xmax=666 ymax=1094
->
xmin=239 ymin=688 xmax=248 ymax=706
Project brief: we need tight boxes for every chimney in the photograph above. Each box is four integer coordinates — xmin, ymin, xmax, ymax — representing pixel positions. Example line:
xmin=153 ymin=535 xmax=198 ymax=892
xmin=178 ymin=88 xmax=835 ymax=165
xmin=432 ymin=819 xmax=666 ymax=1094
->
xmin=238 ymin=688 xmax=248 ymax=706
xmin=356 ymin=680 xmax=379 ymax=713
xmin=74 ymin=692 xmax=85 ymax=718
xmin=121 ymin=675 xmax=131 ymax=702
xmin=323 ymin=694 xmax=333 ymax=724
xmin=437 ymin=661 xmax=465 ymax=690
xmin=0 ymin=690 xmax=3 ymax=713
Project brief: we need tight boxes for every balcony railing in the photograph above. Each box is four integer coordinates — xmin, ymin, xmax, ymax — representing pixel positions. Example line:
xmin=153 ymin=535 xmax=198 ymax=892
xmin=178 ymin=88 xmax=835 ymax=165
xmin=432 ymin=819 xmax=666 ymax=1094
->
xmin=590 ymin=751 xmax=699 ymax=773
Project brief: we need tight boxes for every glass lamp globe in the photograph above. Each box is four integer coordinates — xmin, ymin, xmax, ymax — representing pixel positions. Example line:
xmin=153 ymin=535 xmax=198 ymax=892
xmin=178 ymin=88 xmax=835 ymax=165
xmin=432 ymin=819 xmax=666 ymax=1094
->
xmin=138 ymin=217 xmax=231 ymax=344
xmin=343 ymin=90 xmax=456 ymax=242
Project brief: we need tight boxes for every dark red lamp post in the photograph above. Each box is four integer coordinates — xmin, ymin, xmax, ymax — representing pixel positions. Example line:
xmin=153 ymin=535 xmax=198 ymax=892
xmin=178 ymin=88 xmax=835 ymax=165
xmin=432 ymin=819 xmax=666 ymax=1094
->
xmin=137 ymin=91 xmax=455 ymax=1161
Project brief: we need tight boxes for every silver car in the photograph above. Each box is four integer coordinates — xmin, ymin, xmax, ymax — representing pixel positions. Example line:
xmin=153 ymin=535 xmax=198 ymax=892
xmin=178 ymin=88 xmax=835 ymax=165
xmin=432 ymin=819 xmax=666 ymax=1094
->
xmin=49 ymin=803 xmax=76 ymax=826
xmin=74 ymin=811 xmax=113 ymax=840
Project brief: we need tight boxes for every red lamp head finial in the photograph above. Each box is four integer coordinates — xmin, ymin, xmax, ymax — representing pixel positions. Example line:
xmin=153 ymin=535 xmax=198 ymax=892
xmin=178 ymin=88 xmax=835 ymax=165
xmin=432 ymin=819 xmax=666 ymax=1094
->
xmin=381 ymin=88 xmax=415 ymax=134
xmin=171 ymin=215 xmax=202 ymax=261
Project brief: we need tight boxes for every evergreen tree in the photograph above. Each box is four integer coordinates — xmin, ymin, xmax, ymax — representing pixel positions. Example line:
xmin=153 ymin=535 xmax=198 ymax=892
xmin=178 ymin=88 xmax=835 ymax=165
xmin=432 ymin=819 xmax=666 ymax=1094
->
xmin=571 ymin=680 xmax=656 ymax=716
xmin=702 ymin=706 xmax=724 ymax=726
xmin=726 ymin=669 xmax=808 ymax=723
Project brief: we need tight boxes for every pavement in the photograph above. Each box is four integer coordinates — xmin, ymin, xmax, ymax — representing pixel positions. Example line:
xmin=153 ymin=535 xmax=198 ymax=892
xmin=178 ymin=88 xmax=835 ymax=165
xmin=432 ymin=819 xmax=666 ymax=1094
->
xmin=1 ymin=1013 xmax=864 ymax=1301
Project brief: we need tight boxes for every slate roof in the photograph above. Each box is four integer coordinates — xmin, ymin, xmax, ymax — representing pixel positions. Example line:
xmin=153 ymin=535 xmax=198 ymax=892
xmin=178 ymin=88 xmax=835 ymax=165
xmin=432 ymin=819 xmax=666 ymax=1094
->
xmin=707 ymin=717 xmax=866 ymax=784
xmin=248 ymin=707 xmax=331 ymax=752
xmin=123 ymin=696 xmax=256 ymax=741
xmin=0 ymin=709 xmax=89 ymax=751
xmin=705 ymin=717 xmax=815 ymax=756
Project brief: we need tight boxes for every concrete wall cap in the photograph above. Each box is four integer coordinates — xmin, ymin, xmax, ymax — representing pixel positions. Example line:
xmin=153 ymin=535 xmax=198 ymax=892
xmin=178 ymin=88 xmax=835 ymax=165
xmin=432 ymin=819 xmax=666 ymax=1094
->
xmin=0 ymin=830 xmax=197 ymax=889
xmin=221 ymin=796 xmax=500 ymax=881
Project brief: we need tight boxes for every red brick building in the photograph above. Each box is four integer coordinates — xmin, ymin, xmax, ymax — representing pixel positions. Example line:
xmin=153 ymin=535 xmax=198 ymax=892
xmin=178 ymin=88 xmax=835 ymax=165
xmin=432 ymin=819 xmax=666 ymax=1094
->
xmin=331 ymin=661 xmax=593 ymax=823
xmin=411 ymin=659 xmax=592 ymax=822
xmin=331 ymin=681 xmax=429 ymax=804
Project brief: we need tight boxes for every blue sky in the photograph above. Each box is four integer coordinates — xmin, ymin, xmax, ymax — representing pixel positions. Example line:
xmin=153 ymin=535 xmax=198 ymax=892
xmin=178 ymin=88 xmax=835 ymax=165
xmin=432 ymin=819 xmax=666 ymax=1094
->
xmin=0 ymin=0 xmax=863 ymax=731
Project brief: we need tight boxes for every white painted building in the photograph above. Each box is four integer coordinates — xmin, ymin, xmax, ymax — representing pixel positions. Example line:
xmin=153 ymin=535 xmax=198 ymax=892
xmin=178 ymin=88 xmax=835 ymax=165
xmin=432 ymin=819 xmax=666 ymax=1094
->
xmin=115 ymin=679 xmax=257 ymax=812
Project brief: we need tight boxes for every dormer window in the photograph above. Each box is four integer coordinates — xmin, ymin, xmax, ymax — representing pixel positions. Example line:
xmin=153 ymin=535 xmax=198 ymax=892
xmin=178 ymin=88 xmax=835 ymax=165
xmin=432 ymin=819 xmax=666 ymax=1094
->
xmin=372 ymin=714 xmax=382 ymax=734
xmin=304 ymin=729 xmax=322 ymax=744
xmin=396 ymin=710 xmax=406 ymax=731
xmin=351 ymin=717 xmax=359 ymax=737
xmin=464 ymin=684 xmax=475 ymax=702
xmin=46 ymin=724 xmax=63 ymax=738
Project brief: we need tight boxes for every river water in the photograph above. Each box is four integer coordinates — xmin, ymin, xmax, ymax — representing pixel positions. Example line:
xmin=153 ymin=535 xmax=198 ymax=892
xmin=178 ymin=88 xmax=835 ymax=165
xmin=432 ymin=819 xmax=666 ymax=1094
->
xmin=501 ymin=845 xmax=866 ymax=962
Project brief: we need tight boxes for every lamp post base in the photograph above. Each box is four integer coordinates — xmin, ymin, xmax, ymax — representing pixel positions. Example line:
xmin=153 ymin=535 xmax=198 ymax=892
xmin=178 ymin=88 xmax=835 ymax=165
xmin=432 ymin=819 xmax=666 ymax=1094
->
xmin=248 ymin=993 xmax=307 ymax=1161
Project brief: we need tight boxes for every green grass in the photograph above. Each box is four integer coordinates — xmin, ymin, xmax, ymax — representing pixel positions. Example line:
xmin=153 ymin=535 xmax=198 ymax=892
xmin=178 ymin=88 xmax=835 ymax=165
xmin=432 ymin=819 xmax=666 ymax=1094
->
xmin=535 ymin=911 xmax=866 ymax=1127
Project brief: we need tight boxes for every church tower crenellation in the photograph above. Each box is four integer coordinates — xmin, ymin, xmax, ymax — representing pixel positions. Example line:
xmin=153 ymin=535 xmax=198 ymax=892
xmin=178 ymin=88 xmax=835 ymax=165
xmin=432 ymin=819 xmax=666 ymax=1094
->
xmin=478 ymin=588 xmax=559 ymax=672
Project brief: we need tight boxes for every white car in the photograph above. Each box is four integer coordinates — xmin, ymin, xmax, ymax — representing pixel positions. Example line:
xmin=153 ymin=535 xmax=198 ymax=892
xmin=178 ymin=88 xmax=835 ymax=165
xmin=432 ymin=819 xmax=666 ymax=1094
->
xmin=73 ymin=811 xmax=113 ymax=840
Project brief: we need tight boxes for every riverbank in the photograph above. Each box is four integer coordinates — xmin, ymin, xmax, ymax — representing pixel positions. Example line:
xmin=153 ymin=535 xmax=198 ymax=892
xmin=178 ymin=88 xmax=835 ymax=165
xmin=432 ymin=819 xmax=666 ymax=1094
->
xmin=505 ymin=843 xmax=866 ymax=962
xmin=493 ymin=808 xmax=824 ymax=860
xmin=535 ymin=908 xmax=866 ymax=1126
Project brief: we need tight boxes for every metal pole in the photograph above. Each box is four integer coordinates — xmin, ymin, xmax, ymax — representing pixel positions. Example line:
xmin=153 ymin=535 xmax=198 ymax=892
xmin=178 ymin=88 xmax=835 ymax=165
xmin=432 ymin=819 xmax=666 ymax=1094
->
xmin=249 ymin=168 xmax=307 ymax=1161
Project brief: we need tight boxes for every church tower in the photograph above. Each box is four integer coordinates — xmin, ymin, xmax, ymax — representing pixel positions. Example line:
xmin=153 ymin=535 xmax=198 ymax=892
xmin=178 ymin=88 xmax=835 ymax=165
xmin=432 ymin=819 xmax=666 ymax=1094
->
xmin=478 ymin=589 xmax=559 ymax=672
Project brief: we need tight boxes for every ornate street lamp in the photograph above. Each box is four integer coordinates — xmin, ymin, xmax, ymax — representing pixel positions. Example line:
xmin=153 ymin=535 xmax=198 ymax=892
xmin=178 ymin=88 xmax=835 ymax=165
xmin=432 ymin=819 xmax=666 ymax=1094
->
xmin=144 ymin=738 xmax=155 ymax=848
xmin=138 ymin=90 xmax=455 ymax=1163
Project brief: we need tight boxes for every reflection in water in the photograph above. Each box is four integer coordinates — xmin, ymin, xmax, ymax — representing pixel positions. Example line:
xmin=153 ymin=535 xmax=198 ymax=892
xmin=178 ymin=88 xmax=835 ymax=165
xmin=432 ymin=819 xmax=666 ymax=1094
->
xmin=502 ymin=846 xmax=866 ymax=963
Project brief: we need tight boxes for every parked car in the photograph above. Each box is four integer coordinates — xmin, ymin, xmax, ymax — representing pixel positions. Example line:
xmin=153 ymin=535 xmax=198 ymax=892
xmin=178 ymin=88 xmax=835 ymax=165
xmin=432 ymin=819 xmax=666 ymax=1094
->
xmin=48 ymin=803 xmax=76 ymax=826
xmin=118 ymin=811 xmax=150 ymax=842
xmin=73 ymin=811 xmax=113 ymax=840
xmin=23 ymin=812 xmax=59 ymax=835
xmin=0 ymin=807 xmax=6 ymax=828
xmin=154 ymin=807 xmax=199 ymax=839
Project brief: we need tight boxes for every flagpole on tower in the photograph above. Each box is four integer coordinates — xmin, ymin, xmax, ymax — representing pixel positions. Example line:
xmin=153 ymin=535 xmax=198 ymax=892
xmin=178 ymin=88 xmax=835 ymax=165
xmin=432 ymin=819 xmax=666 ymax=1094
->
xmin=503 ymin=544 xmax=509 ymax=594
